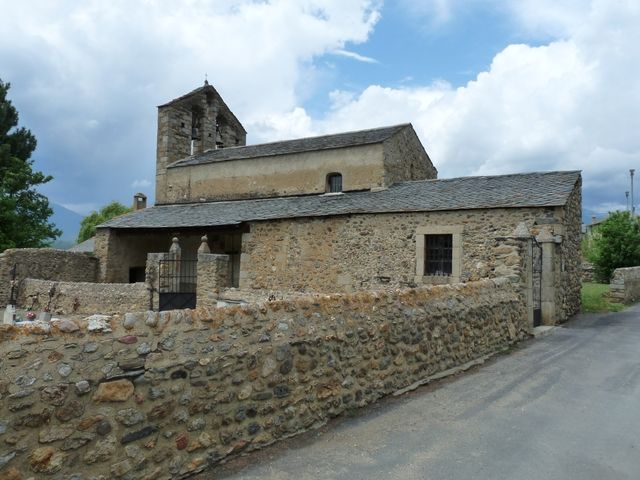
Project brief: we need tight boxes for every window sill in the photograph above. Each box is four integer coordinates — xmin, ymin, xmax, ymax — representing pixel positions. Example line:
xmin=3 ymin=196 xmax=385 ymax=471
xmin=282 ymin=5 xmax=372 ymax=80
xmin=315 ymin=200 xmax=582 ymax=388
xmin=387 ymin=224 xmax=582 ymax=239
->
xmin=414 ymin=275 xmax=460 ymax=285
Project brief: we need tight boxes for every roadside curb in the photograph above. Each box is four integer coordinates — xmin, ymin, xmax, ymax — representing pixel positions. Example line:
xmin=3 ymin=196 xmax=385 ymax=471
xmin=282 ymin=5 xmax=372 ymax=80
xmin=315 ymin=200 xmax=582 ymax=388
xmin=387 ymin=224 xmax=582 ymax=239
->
xmin=393 ymin=353 xmax=494 ymax=397
xmin=532 ymin=325 xmax=557 ymax=338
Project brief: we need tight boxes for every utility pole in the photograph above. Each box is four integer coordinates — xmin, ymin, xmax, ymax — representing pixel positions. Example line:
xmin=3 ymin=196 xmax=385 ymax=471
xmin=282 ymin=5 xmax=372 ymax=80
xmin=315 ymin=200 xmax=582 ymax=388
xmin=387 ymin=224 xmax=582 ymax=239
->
xmin=626 ymin=191 xmax=630 ymax=211
xmin=631 ymin=169 xmax=636 ymax=216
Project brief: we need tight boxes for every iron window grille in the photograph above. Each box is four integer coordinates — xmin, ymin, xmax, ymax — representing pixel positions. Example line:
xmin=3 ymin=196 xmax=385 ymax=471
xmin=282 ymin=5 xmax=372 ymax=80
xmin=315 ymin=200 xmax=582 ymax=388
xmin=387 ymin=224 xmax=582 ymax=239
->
xmin=327 ymin=173 xmax=342 ymax=193
xmin=425 ymin=234 xmax=453 ymax=276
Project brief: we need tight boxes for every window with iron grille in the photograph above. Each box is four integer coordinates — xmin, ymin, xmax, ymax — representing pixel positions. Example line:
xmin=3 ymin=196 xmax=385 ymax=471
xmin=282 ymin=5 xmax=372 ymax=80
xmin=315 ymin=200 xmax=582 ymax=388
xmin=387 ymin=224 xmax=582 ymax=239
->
xmin=327 ymin=173 xmax=342 ymax=193
xmin=425 ymin=234 xmax=453 ymax=276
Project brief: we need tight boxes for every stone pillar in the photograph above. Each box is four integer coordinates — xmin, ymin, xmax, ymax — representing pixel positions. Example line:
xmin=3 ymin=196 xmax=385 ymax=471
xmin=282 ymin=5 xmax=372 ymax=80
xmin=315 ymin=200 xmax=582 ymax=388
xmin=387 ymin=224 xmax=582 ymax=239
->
xmin=145 ymin=252 xmax=168 ymax=311
xmin=492 ymin=224 xmax=534 ymax=332
xmin=537 ymin=229 xmax=557 ymax=325
xmin=197 ymin=253 xmax=230 ymax=309
xmin=168 ymin=237 xmax=181 ymax=293
xmin=198 ymin=235 xmax=211 ymax=254
xmin=169 ymin=237 xmax=181 ymax=257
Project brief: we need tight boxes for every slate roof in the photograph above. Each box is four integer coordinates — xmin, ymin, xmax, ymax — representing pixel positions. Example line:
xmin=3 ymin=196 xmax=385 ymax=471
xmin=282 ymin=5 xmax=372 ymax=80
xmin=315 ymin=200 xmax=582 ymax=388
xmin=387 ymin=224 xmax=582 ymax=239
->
xmin=169 ymin=124 xmax=410 ymax=167
xmin=100 ymin=171 xmax=580 ymax=230
xmin=67 ymin=238 xmax=94 ymax=253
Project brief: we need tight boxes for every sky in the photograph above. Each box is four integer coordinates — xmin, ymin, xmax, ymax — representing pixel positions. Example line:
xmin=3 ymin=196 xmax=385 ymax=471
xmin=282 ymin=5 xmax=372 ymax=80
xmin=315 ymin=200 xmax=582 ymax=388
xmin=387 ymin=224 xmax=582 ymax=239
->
xmin=1 ymin=0 xmax=639 ymax=225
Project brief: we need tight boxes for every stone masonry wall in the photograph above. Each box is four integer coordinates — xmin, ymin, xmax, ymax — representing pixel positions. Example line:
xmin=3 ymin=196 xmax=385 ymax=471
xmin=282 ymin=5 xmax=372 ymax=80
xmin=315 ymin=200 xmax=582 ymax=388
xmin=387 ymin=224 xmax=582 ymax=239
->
xmin=581 ymin=262 xmax=595 ymax=283
xmin=609 ymin=266 xmax=640 ymax=303
xmin=240 ymin=205 xmax=570 ymax=294
xmin=555 ymin=178 xmax=583 ymax=320
xmin=382 ymin=126 xmax=437 ymax=185
xmin=163 ymin=143 xmax=388 ymax=204
xmin=0 ymin=278 xmax=527 ymax=479
xmin=0 ymin=249 xmax=98 ymax=307
xmin=196 ymin=254 xmax=230 ymax=310
xmin=16 ymin=279 xmax=149 ymax=315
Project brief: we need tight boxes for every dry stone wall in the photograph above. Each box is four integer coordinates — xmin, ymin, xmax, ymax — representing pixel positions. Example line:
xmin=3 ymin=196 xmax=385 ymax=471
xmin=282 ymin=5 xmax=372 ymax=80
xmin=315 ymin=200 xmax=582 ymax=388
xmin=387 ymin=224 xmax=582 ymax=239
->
xmin=0 ymin=249 xmax=98 ymax=307
xmin=609 ymin=266 xmax=640 ymax=303
xmin=0 ymin=278 xmax=527 ymax=479
xmin=16 ymin=279 xmax=149 ymax=316
xmin=581 ymin=262 xmax=595 ymax=282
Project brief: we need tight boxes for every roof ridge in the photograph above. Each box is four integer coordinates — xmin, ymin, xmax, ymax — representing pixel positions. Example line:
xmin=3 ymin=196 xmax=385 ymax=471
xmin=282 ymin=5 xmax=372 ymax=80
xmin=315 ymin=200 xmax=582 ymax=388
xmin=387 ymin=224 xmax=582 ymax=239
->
xmin=231 ymin=123 xmax=410 ymax=148
xmin=168 ymin=123 xmax=412 ymax=168
xmin=394 ymin=170 xmax=581 ymax=186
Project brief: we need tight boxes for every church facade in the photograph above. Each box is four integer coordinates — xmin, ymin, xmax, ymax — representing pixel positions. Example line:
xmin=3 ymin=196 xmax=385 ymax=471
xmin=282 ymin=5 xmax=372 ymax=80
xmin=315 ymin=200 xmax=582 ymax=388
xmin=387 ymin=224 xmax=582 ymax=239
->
xmin=95 ymin=82 xmax=582 ymax=325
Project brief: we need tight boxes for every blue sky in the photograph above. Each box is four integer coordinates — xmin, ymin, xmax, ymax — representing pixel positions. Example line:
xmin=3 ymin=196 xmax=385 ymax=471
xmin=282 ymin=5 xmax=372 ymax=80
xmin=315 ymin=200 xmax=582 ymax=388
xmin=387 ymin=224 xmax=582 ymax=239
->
xmin=2 ymin=0 xmax=639 ymax=234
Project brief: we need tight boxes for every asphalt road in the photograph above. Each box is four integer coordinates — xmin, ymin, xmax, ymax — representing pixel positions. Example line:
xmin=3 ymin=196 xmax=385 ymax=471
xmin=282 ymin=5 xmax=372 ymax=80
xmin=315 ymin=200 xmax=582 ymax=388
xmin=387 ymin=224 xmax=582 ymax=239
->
xmin=203 ymin=305 xmax=640 ymax=480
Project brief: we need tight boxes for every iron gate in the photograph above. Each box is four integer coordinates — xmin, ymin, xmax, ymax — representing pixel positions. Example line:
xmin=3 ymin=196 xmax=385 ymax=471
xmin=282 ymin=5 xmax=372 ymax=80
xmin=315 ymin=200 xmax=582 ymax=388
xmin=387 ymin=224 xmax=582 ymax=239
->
xmin=532 ymin=238 xmax=543 ymax=327
xmin=158 ymin=259 xmax=197 ymax=311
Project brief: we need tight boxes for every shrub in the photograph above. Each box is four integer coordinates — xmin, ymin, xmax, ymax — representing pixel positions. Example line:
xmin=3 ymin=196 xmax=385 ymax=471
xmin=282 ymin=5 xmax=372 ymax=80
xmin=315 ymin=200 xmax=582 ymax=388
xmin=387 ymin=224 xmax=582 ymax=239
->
xmin=588 ymin=211 xmax=640 ymax=282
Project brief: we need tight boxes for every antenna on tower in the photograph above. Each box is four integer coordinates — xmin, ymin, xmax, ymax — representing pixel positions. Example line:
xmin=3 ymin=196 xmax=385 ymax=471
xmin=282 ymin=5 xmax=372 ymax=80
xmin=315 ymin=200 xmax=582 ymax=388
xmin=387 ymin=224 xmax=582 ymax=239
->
xmin=204 ymin=73 xmax=208 ymax=86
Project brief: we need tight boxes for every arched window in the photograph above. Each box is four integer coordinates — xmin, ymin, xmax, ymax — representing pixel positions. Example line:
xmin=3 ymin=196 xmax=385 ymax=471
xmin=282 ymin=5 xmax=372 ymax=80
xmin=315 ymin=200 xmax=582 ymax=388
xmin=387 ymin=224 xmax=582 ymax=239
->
xmin=326 ymin=173 xmax=342 ymax=193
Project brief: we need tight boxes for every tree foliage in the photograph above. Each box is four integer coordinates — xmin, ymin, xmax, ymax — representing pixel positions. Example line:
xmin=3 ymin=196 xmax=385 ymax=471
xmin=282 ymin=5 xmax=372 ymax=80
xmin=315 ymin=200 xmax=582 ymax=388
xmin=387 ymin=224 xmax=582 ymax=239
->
xmin=0 ymin=79 xmax=60 ymax=252
xmin=77 ymin=201 xmax=132 ymax=243
xmin=588 ymin=211 xmax=640 ymax=282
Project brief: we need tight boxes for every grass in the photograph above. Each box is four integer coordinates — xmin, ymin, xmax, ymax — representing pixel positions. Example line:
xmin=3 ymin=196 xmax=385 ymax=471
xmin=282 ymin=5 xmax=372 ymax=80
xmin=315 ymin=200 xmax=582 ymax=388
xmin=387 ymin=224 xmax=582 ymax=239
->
xmin=581 ymin=282 xmax=625 ymax=313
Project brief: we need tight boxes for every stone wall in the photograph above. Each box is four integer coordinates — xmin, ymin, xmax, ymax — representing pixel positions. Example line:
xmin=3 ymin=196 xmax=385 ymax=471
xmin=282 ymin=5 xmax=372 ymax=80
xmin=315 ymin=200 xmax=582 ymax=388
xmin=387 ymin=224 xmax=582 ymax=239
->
xmin=609 ymin=266 xmax=640 ymax=303
xmin=239 ymin=201 xmax=579 ymax=323
xmin=163 ymin=143 xmax=388 ymax=204
xmin=0 ymin=249 xmax=98 ymax=307
xmin=16 ymin=279 xmax=149 ymax=315
xmin=382 ymin=125 xmax=437 ymax=185
xmin=160 ymin=125 xmax=438 ymax=205
xmin=581 ymin=262 xmax=595 ymax=282
xmin=0 ymin=278 xmax=528 ymax=479
xmin=554 ymin=179 xmax=583 ymax=320
xmin=196 ymin=254 xmax=230 ymax=310
xmin=156 ymin=85 xmax=246 ymax=204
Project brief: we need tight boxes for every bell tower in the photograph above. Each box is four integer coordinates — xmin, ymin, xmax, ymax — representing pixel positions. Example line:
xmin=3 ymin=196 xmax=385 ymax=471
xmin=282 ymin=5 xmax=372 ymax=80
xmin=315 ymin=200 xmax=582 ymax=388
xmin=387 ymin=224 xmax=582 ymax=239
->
xmin=155 ymin=81 xmax=247 ymax=204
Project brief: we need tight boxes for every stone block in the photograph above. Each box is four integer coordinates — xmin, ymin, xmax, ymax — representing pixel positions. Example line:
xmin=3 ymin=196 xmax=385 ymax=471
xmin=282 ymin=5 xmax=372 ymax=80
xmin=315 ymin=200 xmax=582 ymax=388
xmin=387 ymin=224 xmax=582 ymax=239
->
xmin=93 ymin=380 xmax=135 ymax=402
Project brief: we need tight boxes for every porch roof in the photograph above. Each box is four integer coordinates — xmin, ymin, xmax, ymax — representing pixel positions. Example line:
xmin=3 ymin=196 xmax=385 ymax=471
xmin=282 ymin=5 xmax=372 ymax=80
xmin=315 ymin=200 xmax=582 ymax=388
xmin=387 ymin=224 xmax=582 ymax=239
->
xmin=99 ymin=170 xmax=580 ymax=230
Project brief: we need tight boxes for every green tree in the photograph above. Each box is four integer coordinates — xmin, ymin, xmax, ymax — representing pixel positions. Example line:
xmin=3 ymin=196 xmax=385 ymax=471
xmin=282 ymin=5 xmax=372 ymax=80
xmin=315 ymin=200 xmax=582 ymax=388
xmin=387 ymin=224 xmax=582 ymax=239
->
xmin=0 ymin=79 xmax=61 ymax=251
xmin=589 ymin=211 xmax=640 ymax=282
xmin=77 ymin=201 xmax=132 ymax=243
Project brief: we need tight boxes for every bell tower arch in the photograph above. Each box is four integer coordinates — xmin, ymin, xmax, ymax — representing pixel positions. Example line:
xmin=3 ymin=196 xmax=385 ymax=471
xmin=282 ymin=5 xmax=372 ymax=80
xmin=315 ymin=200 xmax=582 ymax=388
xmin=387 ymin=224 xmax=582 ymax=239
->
xmin=155 ymin=81 xmax=246 ymax=204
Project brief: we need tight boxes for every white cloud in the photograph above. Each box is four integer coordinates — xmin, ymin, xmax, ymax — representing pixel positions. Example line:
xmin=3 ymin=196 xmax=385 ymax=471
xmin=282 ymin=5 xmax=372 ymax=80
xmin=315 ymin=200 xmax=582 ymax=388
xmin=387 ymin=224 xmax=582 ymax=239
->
xmin=258 ymin=0 xmax=640 ymax=216
xmin=0 ymin=0 xmax=381 ymax=205
xmin=3 ymin=0 xmax=638 ymax=219
xmin=399 ymin=0 xmax=454 ymax=25
xmin=331 ymin=49 xmax=378 ymax=63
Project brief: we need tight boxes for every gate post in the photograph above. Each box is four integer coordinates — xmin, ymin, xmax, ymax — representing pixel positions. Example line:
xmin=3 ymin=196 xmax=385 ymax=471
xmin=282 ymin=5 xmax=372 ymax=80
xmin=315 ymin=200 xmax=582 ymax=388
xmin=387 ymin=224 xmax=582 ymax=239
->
xmin=522 ymin=237 xmax=534 ymax=329
xmin=145 ymin=253 xmax=167 ymax=311
xmin=536 ymin=229 xmax=557 ymax=325
xmin=169 ymin=237 xmax=182 ymax=293
xmin=196 ymin=253 xmax=230 ymax=309
xmin=509 ymin=223 xmax=535 ymax=329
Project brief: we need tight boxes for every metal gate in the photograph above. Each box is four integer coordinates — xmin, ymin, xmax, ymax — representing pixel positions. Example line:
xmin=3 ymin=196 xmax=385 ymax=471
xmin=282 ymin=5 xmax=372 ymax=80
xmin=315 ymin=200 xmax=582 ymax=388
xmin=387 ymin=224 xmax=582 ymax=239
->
xmin=158 ymin=259 xmax=197 ymax=311
xmin=532 ymin=238 xmax=543 ymax=327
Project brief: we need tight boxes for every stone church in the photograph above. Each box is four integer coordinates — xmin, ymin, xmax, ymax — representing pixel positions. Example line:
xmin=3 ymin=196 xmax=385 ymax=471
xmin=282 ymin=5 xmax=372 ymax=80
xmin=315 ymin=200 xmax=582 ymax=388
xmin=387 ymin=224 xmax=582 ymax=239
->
xmin=95 ymin=82 xmax=582 ymax=324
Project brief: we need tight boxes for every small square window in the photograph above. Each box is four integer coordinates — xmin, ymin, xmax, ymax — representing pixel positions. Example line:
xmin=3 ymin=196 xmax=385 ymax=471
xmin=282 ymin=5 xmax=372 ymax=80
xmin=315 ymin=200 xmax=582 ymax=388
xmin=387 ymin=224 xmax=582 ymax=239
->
xmin=425 ymin=234 xmax=452 ymax=276
xmin=415 ymin=226 xmax=462 ymax=284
